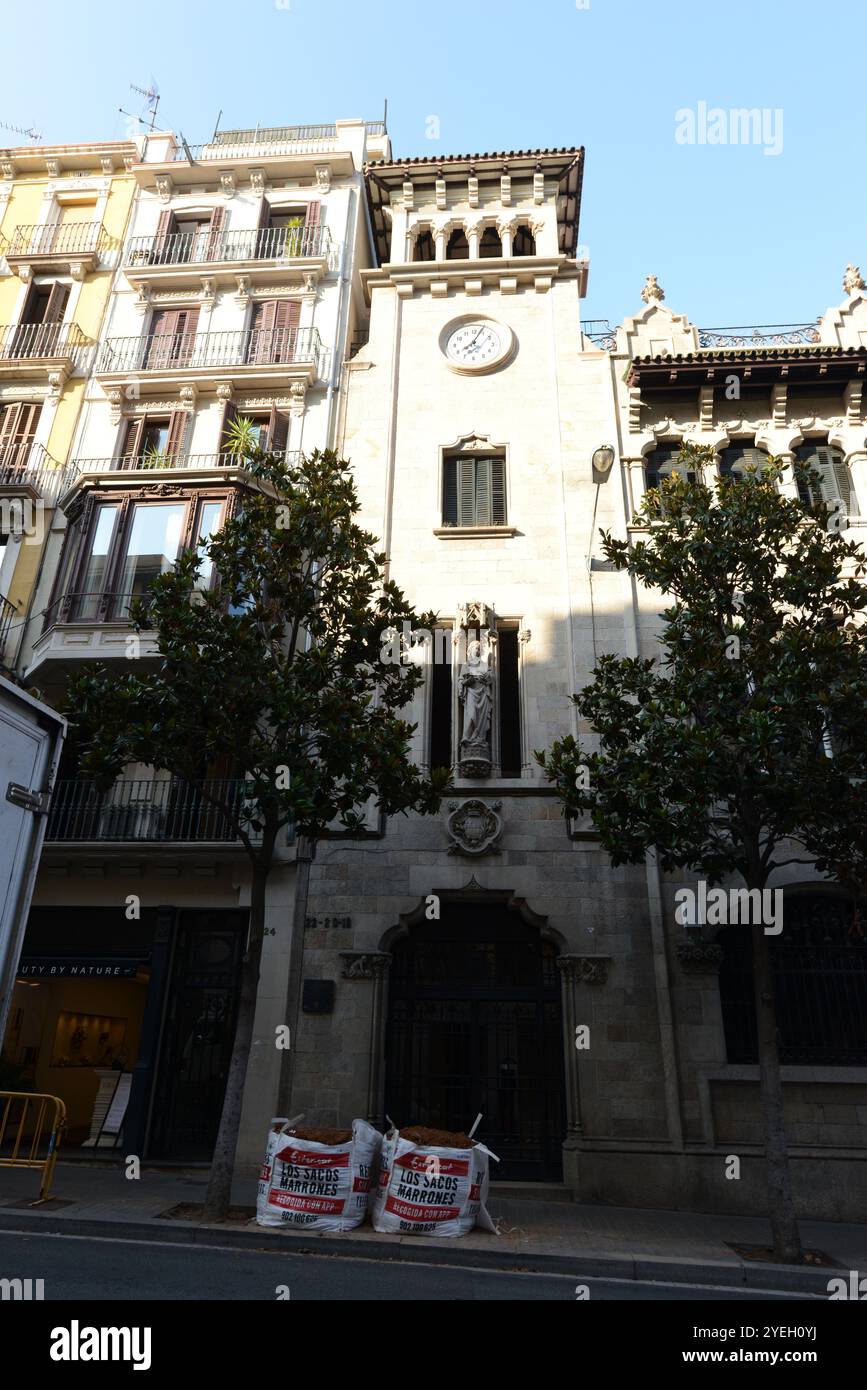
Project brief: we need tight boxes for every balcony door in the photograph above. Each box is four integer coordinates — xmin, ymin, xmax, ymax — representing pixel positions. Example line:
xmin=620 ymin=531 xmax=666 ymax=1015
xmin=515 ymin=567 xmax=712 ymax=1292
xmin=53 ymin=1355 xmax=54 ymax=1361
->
xmin=247 ymin=299 xmax=299 ymax=364
xmin=145 ymin=307 xmax=200 ymax=369
xmin=0 ymin=402 xmax=41 ymax=474
xmin=14 ymin=282 xmax=69 ymax=357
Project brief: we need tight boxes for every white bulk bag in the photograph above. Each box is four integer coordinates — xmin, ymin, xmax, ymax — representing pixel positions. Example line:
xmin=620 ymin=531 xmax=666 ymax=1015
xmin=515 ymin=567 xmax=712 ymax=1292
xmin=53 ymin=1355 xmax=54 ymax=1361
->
xmin=372 ymin=1128 xmax=496 ymax=1238
xmin=259 ymin=1118 xmax=381 ymax=1232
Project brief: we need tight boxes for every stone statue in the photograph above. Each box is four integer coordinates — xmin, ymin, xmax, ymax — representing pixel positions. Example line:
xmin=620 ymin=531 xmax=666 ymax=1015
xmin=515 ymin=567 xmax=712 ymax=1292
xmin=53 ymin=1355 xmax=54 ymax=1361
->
xmin=458 ymin=639 xmax=494 ymax=776
xmin=843 ymin=263 xmax=865 ymax=295
xmin=641 ymin=274 xmax=665 ymax=304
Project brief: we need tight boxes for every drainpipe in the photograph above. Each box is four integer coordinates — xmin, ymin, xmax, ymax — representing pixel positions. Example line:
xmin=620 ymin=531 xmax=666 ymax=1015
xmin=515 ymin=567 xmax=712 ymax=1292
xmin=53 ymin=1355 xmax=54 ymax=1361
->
xmin=325 ymin=183 xmax=357 ymax=451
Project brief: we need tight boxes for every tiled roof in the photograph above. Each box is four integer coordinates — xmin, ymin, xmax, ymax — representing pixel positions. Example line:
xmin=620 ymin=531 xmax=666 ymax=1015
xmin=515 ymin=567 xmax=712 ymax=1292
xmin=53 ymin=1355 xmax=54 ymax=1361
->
xmin=366 ymin=147 xmax=582 ymax=169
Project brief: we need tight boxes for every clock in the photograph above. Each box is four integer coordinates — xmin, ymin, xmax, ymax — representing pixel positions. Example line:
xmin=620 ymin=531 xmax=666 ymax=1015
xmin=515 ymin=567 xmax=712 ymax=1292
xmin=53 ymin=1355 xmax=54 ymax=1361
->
xmin=441 ymin=317 xmax=514 ymax=374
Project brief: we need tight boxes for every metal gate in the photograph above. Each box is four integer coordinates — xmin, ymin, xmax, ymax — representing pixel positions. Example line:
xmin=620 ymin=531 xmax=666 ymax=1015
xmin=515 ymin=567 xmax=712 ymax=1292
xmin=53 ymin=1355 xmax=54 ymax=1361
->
xmin=385 ymin=904 xmax=565 ymax=1181
xmin=148 ymin=911 xmax=246 ymax=1158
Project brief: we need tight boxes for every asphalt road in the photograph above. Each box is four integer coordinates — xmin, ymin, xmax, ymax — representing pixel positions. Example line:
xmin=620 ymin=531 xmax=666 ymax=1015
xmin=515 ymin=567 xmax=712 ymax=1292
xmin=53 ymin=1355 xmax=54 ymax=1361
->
xmin=0 ymin=1230 xmax=815 ymax=1301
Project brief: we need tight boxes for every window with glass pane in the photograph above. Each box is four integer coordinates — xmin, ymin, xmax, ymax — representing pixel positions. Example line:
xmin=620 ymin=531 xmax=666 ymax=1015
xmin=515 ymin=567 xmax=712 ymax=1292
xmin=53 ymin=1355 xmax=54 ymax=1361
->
xmin=194 ymin=502 xmax=223 ymax=588
xmin=77 ymin=504 xmax=120 ymax=619
xmin=116 ymin=503 xmax=185 ymax=615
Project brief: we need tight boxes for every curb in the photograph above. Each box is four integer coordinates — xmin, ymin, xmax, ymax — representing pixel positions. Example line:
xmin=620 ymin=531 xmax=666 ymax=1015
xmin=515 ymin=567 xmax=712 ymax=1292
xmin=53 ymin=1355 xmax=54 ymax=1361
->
xmin=0 ymin=1208 xmax=832 ymax=1294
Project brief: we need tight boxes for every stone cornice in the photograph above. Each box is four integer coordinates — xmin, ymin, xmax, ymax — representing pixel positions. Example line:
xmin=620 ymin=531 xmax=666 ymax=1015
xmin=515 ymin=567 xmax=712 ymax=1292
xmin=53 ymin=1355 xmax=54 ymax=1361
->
xmin=361 ymin=254 xmax=584 ymax=303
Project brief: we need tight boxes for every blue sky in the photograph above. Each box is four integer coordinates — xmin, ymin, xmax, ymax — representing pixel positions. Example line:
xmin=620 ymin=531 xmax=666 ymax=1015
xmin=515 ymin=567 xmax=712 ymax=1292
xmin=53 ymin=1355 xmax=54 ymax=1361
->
xmin=2 ymin=0 xmax=861 ymax=329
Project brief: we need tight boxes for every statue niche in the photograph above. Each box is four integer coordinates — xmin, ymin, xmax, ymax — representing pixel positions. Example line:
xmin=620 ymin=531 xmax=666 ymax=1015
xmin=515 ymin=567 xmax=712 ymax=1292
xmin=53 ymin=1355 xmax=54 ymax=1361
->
xmin=457 ymin=609 xmax=496 ymax=778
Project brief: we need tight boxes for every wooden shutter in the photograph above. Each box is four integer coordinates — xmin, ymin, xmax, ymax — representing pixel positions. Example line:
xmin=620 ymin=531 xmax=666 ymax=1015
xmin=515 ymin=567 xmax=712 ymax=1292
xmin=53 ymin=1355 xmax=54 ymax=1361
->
xmin=165 ymin=409 xmax=189 ymax=461
xmin=442 ymin=458 xmax=458 ymax=524
xmin=205 ymin=206 xmax=226 ymax=262
xmin=173 ymin=307 xmax=199 ymax=366
xmin=154 ymin=209 xmax=174 ymax=262
xmin=491 ymin=457 xmax=506 ymax=524
xmin=249 ymin=299 xmax=277 ymax=363
xmin=267 ymin=404 xmax=289 ymax=453
xmin=304 ymin=200 xmax=321 ymax=255
xmin=220 ymin=400 xmax=240 ymax=457
xmin=258 ymin=196 xmax=272 ymax=229
xmin=457 ymin=456 xmax=476 ymax=527
xmin=799 ymin=447 xmax=851 ymax=510
xmin=121 ymin=417 xmax=145 ymax=467
xmin=474 ymin=457 xmax=493 ymax=525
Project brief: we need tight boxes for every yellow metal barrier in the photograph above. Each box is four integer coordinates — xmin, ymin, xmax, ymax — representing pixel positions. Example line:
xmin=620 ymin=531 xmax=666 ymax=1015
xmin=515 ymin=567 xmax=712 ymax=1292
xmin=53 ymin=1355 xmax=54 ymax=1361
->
xmin=0 ymin=1091 xmax=66 ymax=1203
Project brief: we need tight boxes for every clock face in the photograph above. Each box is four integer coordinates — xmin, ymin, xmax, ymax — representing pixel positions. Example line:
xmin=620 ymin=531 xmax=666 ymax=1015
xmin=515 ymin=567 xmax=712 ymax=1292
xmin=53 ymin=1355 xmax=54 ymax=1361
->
xmin=445 ymin=321 xmax=504 ymax=369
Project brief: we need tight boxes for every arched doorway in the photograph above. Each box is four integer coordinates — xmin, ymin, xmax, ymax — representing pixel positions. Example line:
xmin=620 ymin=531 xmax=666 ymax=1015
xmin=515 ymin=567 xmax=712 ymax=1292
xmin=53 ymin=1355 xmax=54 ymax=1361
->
xmin=385 ymin=899 xmax=566 ymax=1180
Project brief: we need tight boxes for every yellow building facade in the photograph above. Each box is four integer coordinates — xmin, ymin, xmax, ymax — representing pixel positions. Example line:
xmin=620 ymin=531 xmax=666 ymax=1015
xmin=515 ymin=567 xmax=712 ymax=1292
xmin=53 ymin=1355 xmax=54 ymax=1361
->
xmin=0 ymin=140 xmax=137 ymax=672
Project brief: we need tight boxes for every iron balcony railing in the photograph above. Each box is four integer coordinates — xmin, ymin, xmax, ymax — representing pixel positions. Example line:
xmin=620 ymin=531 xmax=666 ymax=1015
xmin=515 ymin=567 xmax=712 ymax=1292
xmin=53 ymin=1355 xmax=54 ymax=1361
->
xmin=7 ymin=222 xmax=107 ymax=258
xmin=74 ymin=449 xmax=302 ymax=473
xmin=698 ymin=323 xmax=821 ymax=348
xmin=98 ymin=326 xmax=323 ymax=375
xmin=0 ymin=442 xmax=78 ymax=503
xmin=125 ymin=223 xmax=333 ymax=269
xmin=583 ymin=319 xmax=617 ymax=351
xmin=0 ymin=593 xmax=15 ymax=657
xmin=0 ymin=321 xmax=87 ymax=361
xmin=46 ymin=778 xmax=258 ymax=843
xmin=173 ymin=133 xmax=339 ymax=162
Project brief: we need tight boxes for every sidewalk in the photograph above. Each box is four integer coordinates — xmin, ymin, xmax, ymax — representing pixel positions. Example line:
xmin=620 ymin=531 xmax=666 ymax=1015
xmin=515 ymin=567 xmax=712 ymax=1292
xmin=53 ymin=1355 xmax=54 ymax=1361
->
xmin=1 ymin=1160 xmax=864 ymax=1294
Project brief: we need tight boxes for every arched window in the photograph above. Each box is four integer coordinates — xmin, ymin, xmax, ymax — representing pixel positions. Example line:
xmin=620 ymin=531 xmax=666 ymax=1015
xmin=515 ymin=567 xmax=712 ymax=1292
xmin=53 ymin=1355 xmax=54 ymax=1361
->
xmin=644 ymin=445 xmax=694 ymax=491
xmin=513 ymin=224 xmax=536 ymax=256
xmin=446 ymin=228 xmax=469 ymax=261
xmin=413 ymin=229 xmax=435 ymax=262
xmin=479 ymin=226 xmax=502 ymax=258
xmin=718 ymin=892 xmax=867 ymax=1065
xmin=793 ymin=443 xmax=852 ymax=511
xmin=718 ymin=444 xmax=770 ymax=482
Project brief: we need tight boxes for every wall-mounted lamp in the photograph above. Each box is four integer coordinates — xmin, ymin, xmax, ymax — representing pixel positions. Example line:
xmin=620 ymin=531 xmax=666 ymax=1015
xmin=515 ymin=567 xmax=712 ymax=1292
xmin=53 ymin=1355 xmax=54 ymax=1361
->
xmin=592 ymin=445 xmax=616 ymax=476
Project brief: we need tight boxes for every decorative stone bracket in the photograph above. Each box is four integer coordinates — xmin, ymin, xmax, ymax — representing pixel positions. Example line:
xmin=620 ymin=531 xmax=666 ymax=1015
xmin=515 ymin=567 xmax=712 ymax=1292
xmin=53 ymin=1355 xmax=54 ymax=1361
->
xmin=556 ymin=955 xmax=611 ymax=986
xmin=676 ymin=941 xmax=723 ymax=973
xmin=339 ymin=952 xmax=391 ymax=980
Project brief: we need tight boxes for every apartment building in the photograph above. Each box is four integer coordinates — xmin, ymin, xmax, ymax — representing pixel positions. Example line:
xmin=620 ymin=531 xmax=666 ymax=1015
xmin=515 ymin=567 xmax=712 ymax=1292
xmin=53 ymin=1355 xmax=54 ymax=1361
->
xmin=3 ymin=119 xmax=388 ymax=1163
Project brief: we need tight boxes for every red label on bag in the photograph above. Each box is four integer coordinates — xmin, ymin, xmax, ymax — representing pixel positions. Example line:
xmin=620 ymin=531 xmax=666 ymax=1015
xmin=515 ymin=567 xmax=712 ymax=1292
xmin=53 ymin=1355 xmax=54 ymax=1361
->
xmin=385 ymin=1196 xmax=458 ymax=1222
xmin=268 ymin=1191 xmax=345 ymax=1215
xmin=395 ymin=1153 xmax=469 ymax=1177
xmin=469 ymin=1183 xmax=481 ymax=1201
xmin=352 ymin=1175 xmax=371 ymax=1192
xmin=260 ymin=1163 xmax=272 ymax=1183
xmin=276 ymin=1148 xmax=350 ymax=1168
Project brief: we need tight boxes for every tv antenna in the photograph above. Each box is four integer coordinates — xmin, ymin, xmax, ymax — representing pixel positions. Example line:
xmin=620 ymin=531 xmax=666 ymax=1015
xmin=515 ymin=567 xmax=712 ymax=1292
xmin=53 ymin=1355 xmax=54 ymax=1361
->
xmin=0 ymin=119 xmax=41 ymax=142
xmin=119 ymin=81 xmax=160 ymax=131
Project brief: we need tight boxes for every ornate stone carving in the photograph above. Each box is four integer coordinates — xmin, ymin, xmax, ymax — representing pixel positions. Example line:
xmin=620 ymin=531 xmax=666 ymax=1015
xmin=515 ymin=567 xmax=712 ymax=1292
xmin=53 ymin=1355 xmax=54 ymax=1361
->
xmin=500 ymin=172 xmax=512 ymax=206
xmin=467 ymin=173 xmax=479 ymax=208
xmin=235 ymin=275 xmax=251 ymax=305
xmin=1 ymin=160 xmax=16 ymax=179
xmin=179 ymin=384 xmax=197 ymax=407
xmin=446 ymin=798 xmax=503 ymax=856
xmin=106 ymin=389 xmax=124 ymax=423
xmin=641 ymin=274 xmax=665 ymax=304
xmin=133 ymin=284 xmax=150 ymax=314
xmin=459 ymin=640 xmax=493 ymax=756
xmin=518 ymin=627 xmax=531 ymax=646
xmin=219 ymin=168 xmax=236 ymax=198
xmin=200 ymin=277 xmax=217 ymax=310
xmin=155 ymin=173 xmax=173 ymax=203
xmin=315 ymin=165 xmax=332 ymax=194
xmin=435 ymin=176 xmax=447 ymax=210
xmin=47 ymin=371 xmax=63 ymax=402
xmin=340 ymin=952 xmax=391 ymax=980
xmin=69 ymin=261 xmax=88 ymax=283
xmin=556 ymin=955 xmax=611 ymax=985
xmin=216 ymin=382 xmax=233 ymax=404
xmin=402 ymin=179 xmax=414 ymax=211
xmin=249 ymin=169 xmax=267 ymax=198
xmin=45 ymin=158 xmax=61 ymax=178
xmin=843 ymin=263 xmax=865 ymax=295
xmin=100 ymin=156 xmax=114 ymax=176
xmin=289 ymin=381 xmax=306 ymax=417
xmin=676 ymin=940 xmax=724 ymax=973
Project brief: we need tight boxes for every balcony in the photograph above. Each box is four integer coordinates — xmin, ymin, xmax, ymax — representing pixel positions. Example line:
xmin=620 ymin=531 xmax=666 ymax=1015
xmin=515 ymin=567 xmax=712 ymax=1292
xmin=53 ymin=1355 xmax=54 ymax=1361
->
xmin=46 ymin=777 xmax=257 ymax=844
xmin=0 ymin=321 xmax=88 ymax=385
xmin=124 ymin=224 xmax=336 ymax=291
xmin=73 ymin=449 xmax=301 ymax=478
xmin=95 ymin=326 xmax=324 ymax=394
xmin=5 ymin=222 xmax=109 ymax=278
xmin=0 ymin=442 xmax=78 ymax=504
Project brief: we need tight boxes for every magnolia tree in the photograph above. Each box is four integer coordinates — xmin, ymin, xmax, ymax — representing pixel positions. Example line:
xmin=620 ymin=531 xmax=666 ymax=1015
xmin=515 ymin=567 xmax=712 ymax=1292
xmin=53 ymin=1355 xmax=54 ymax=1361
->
xmin=536 ymin=445 xmax=867 ymax=1262
xmin=64 ymin=428 xmax=449 ymax=1220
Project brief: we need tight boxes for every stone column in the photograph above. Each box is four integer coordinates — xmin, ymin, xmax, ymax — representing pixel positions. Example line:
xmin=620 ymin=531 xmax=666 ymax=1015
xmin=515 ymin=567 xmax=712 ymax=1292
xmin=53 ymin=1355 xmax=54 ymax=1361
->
xmin=556 ymin=954 xmax=611 ymax=1146
xmin=624 ymin=457 xmax=646 ymax=516
xmin=845 ymin=450 xmax=867 ymax=518
xmin=777 ymin=451 xmax=800 ymax=500
xmin=467 ymin=223 xmax=480 ymax=260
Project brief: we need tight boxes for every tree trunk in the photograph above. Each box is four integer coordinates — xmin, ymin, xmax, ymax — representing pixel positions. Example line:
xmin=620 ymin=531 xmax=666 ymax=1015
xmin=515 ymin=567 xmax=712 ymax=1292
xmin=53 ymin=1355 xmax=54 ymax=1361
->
xmin=751 ymin=918 xmax=802 ymax=1261
xmin=202 ymin=843 xmax=273 ymax=1222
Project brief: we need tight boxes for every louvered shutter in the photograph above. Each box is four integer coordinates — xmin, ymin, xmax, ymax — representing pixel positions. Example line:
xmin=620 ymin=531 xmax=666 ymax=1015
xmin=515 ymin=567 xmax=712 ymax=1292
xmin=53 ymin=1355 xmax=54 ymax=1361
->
xmin=474 ymin=457 xmax=493 ymax=525
xmin=304 ymin=200 xmax=321 ymax=256
xmin=442 ymin=458 xmax=458 ymax=524
xmin=44 ymin=283 xmax=70 ymax=322
xmin=205 ymin=206 xmax=226 ymax=262
xmin=174 ymin=307 xmax=199 ymax=366
xmin=165 ymin=409 xmax=188 ymax=461
xmin=491 ymin=457 xmax=506 ymax=524
xmin=457 ymin=456 xmax=476 ymax=527
xmin=148 ymin=308 xmax=178 ymax=368
xmin=121 ymin=417 xmax=144 ymax=467
xmin=250 ymin=299 xmax=277 ymax=363
xmin=153 ymin=209 xmax=174 ymax=263
xmin=267 ymin=404 xmax=290 ymax=454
